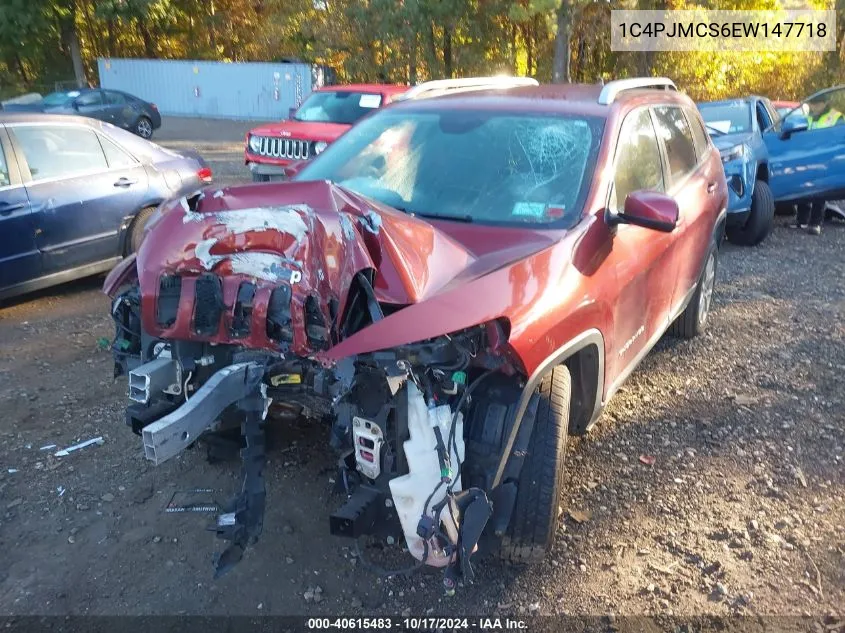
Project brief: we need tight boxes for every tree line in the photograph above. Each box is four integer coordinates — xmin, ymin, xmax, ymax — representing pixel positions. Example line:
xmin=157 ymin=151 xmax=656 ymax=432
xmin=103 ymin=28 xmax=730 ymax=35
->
xmin=0 ymin=0 xmax=841 ymax=101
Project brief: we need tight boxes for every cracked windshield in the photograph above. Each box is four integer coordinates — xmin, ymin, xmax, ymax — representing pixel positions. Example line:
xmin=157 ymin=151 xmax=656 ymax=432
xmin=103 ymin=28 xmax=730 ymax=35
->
xmin=297 ymin=110 xmax=602 ymax=224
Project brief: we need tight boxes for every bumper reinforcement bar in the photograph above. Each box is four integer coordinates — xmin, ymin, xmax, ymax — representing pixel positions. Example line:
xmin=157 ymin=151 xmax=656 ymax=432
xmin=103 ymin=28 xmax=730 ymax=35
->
xmin=141 ymin=361 xmax=265 ymax=465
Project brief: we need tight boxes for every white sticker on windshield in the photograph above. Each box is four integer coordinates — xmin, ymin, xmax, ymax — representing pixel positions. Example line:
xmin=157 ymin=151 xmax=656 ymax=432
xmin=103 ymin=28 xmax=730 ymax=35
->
xmin=708 ymin=121 xmax=732 ymax=134
xmin=67 ymin=91 xmax=81 ymax=97
xmin=359 ymin=94 xmax=382 ymax=109
xmin=512 ymin=202 xmax=547 ymax=218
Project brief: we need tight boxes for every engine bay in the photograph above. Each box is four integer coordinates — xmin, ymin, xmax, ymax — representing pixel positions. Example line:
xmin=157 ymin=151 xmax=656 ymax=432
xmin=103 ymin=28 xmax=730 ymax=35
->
xmin=109 ymin=283 xmax=531 ymax=589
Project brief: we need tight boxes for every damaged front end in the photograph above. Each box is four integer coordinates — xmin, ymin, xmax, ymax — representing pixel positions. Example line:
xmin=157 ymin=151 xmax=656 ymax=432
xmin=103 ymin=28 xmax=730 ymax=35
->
xmin=104 ymin=180 xmax=530 ymax=586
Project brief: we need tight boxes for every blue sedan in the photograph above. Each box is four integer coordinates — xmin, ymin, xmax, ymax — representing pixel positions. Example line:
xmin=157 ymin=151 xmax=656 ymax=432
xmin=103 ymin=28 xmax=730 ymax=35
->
xmin=0 ymin=113 xmax=212 ymax=301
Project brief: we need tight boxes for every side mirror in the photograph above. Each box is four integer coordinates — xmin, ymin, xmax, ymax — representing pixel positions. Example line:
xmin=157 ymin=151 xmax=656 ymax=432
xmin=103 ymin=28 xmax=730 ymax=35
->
xmin=608 ymin=190 xmax=678 ymax=233
xmin=779 ymin=116 xmax=808 ymax=140
xmin=288 ymin=107 xmax=297 ymax=119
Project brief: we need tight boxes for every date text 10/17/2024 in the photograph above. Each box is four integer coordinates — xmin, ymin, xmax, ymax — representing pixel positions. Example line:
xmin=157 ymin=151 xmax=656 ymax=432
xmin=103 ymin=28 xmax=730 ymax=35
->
xmin=306 ymin=617 xmax=530 ymax=630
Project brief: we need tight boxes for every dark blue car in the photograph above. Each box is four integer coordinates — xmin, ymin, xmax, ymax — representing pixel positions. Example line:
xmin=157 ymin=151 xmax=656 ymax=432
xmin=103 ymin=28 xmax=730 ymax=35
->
xmin=0 ymin=113 xmax=212 ymax=301
xmin=2 ymin=88 xmax=162 ymax=139
xmin=698 ymin=96 xmax=778 ymax=246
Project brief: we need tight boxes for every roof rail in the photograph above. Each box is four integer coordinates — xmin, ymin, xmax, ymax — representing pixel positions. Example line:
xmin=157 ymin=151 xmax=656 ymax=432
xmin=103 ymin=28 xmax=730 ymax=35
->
xmin=395 ymin=76 xmax=539 ymax=101
xmin=597 ymin=77 xmax=677 ymax=105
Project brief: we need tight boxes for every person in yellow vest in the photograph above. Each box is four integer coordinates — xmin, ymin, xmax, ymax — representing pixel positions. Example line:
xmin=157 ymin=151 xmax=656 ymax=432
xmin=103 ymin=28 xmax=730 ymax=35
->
xmin=807 ymin=95 xmax=844 ymax=129
xmin=792 ymin=95 xmax=844 ymax=235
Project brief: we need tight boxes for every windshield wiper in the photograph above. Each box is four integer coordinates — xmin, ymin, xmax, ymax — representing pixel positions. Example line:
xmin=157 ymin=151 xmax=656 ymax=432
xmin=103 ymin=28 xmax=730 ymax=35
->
xmin=705 ymin=124 xmax=726 ymax=136
xmin=408 ymin=210 xmax=474 ymax=223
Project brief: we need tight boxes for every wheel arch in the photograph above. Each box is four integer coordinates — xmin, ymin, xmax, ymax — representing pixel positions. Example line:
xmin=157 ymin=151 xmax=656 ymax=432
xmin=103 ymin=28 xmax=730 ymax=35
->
xmin=492 ymin=329 xmax=605 ymax=488
xmin=119 ymin=201 xmax=163 ymax=256
xmin=756 ymin=161 xmax=769 ymax=183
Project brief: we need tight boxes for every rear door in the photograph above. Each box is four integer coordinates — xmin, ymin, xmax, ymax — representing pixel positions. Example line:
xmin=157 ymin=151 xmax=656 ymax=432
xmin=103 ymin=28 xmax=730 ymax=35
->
xmin=0 ymin=126 xmax=40 ymax=292
xmin=763 ymin=87 xmax=845 ymax=202
xmin=9 ymin=122 xmax=148 ymax=273
xmin=606 ymin=106 xmax=676 ymax=380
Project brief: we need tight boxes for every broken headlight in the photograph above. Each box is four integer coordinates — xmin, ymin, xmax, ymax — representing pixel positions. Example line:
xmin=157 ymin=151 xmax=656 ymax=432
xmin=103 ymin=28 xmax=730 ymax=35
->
xmin=719 ymin=143 xmax=746 ymax=164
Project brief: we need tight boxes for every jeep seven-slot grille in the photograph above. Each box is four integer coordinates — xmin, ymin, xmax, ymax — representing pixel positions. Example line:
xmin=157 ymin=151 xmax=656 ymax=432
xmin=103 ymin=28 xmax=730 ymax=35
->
xmin=156 ymin=274 xmax=296 ymax=344
xmin=266 ymin=285 xmax=293 ymax=345
xmin=305 ymin=295 xmax=329 ymax=350
xmin=157 ymin=275 xmax=182 ymax=327
xmin=253 ymin=136 xmax=310 ymax=160
xmin=193 ymin=274 xmax=224 ymax=336
xmin=230 ymin=282 xmax=255 ymax=338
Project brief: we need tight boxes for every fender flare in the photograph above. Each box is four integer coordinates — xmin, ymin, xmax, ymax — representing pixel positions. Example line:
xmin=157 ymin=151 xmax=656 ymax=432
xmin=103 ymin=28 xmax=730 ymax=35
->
xmin=492 ymin=328 xmax=605 ymax=488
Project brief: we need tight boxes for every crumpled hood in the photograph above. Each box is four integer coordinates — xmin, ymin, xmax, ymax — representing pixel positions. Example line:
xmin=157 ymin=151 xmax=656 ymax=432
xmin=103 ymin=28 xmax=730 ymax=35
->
xmin=130 ymin=180 xmax=556 ymax=356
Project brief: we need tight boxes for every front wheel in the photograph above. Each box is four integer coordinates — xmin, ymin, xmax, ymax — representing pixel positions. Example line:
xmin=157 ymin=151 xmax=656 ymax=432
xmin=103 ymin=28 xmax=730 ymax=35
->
xmin=726 ymin=180 xmax=774 ymax=246
xmin=499 ymin=364 xmax=571 ymax=564
xmin=669 ymin=245 xmax=718 ymax=340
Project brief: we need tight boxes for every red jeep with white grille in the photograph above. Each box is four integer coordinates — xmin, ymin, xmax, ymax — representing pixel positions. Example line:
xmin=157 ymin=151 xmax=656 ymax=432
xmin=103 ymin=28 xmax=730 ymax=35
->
xmin=244 ymin=84 xmax=410 ymax=182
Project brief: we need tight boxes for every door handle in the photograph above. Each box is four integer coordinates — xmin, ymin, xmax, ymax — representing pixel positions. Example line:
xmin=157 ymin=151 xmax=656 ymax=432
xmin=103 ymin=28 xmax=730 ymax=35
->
xmin=114 ymin=177 xmax=138 ymax=188
xmin=0 ymin=201 xmax=26 ymax=216
xmin=707 ymin=182 xmax=717 ymax=194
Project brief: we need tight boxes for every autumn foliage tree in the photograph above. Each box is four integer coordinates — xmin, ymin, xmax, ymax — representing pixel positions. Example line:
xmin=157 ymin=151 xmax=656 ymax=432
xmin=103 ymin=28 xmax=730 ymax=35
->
xmin=0 ymin=0 xmax=838 ymax=102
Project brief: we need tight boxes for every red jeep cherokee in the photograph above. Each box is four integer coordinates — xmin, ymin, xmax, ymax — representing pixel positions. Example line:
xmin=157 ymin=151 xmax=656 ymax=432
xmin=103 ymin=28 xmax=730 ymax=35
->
xmin=104 ymin=77 xmax=727 ymax=586
xmin=244 ymin=83 xmax=410 ymax=182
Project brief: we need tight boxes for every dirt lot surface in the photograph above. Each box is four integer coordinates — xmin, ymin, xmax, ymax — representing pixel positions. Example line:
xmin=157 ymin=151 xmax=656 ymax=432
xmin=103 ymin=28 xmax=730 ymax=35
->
xmin=0 ymin=118 xmax=843 ymax=627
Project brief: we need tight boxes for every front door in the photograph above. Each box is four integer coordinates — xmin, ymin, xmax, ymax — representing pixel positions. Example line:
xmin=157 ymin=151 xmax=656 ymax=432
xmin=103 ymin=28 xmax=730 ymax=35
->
xmin=10 ymin=123 xmax=148 ymax=273
xmin=653 ymin=104 xmax=719 ymax=313
xmin=0 ymin=127 xmax=39 ymax=292
xmin=605 ymin=106 xmax=676 ymax=381
xmin=764 ymin=87 xmax=845 ymax=202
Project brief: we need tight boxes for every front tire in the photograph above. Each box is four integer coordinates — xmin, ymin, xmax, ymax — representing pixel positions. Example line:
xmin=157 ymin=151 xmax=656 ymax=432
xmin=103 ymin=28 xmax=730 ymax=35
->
xmin=726 ymin=180 xmax=774 ymax=246
xmin=499 ymin=365 xmax=571 ymax=564
xmin=669 ymin=245 xmax=718 ymax=339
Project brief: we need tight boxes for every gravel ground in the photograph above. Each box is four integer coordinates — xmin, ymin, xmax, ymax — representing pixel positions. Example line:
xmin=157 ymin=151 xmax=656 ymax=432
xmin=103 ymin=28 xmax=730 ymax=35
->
xmin=0 ymin=118 xmax=842 ymax=628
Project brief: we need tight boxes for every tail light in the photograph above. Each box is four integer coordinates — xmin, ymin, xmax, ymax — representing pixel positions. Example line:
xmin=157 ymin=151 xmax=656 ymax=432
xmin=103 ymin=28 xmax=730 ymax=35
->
xmin=150 ymin=103 xmax=159 ymax=111
xmin=197 ymin=166 xmax=213 ymax=183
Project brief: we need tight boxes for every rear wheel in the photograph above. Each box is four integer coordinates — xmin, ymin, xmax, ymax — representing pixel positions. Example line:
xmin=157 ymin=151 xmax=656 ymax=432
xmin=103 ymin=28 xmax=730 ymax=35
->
xmin=135 ymin=116 xmax=153 ymax=139
xmin=499 ymin=365 xmax=570 ymax=564
xmin=669 ymin=245 xmax=718 ymax=340
xmin=726 ymin=180 xmax=774 ymax=246
xmin=129 ymin=207 xmax=155 ymax=254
